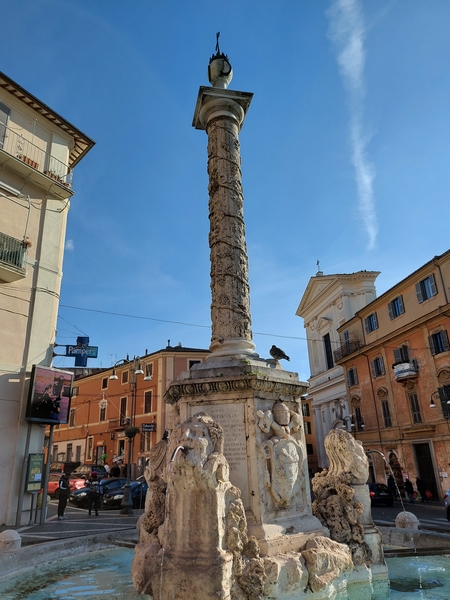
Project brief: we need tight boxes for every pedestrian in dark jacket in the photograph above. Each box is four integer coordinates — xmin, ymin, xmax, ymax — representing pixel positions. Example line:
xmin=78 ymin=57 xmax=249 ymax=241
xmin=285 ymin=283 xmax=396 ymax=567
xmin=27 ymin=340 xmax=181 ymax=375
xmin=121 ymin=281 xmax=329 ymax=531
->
xmin=86 ymin=472 xmax=101 ymax=516
xmin=57 ymin=473 xmax=70 ymax=519
xmin=416 ymin=477 xmax=429 ymax=503
xmin=404 ymin=478 xmax=415 ymax=503
xmin=387 ymin=475 xmax=397 ymax=499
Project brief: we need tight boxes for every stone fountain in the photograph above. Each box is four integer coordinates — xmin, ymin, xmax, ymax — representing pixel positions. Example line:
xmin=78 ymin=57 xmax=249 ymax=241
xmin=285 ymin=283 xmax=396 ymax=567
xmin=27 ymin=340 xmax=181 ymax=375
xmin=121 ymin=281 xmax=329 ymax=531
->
xmin=132 ymin=40 xmax=389 ymax=599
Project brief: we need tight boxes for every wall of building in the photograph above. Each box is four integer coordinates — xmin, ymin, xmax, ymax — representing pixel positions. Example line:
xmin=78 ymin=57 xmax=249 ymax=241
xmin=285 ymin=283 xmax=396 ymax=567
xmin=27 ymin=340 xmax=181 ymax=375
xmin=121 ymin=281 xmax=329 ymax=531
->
xmin=336 ymin=250 xmax=450 ymax=500
xmin=51 ymin=348 xmax=209 ymax=476
xmin=0 ymin=73 xmax=93 ymax=525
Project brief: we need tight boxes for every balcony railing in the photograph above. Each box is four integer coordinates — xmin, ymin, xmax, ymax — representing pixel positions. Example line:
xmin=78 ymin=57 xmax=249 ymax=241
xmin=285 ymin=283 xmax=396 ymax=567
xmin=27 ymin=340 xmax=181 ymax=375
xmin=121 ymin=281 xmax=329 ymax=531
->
xmin=0 ymin=122 xmax=73 ymax=187
xmin=0 ymin=232 xmax=27 ymax=281
xmin=393 ymin=361 xmax=419 ymax=381
xmin=108 ymin=417 xmax=130 ymax=430
xmin=333 ymin=339 xmax=363 ymax=362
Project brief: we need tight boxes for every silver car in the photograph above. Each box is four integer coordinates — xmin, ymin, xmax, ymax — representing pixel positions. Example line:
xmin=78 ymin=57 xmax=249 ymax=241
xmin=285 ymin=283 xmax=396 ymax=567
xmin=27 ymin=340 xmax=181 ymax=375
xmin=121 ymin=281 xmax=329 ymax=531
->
xmin=444 ymin=488 xmax=450 ymax=521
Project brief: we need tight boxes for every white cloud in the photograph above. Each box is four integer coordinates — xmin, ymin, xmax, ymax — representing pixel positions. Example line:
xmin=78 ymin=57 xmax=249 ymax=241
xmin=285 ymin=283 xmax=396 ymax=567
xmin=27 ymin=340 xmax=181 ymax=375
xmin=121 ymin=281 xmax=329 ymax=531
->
xmin=327 ymin=0 xmax=377 ymax=249
xmin=65 ymin=239 xmax=74 ymax=251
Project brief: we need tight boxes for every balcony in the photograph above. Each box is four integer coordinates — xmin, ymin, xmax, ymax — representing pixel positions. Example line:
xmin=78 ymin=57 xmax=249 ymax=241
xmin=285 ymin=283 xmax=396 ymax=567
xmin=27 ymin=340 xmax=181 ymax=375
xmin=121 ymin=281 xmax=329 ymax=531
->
xmin=333 ymin=339 xmax=363 ymax=362
xmin=0 ymin=232 xmax=27 ymax=282
xmin=0 ymin=123 xmax=74 ymax=199
xmin=108 ymin=417 xmax=130 ymax=431
xmin=393 ymin=361 xmax=419 ymax=381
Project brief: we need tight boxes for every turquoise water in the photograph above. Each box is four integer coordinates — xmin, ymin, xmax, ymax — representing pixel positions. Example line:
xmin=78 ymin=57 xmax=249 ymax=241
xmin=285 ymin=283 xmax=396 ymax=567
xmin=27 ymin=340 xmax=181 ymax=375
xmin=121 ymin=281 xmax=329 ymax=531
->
xmin=0 ymin=547 xmax=138 ymax=599
xmin=0 ymin=547 xmax=449 ymax=599
xmin=387 ymin=555 xmax=450 ymax=599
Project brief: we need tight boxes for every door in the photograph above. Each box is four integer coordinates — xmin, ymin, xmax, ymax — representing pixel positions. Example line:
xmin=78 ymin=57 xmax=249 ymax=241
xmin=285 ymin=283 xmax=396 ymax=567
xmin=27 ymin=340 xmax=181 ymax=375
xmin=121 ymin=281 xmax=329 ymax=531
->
xmin=413 ymin=442 xmax=439 ymax=500
xmin=0 ymin=102 xmax=10 ymax=149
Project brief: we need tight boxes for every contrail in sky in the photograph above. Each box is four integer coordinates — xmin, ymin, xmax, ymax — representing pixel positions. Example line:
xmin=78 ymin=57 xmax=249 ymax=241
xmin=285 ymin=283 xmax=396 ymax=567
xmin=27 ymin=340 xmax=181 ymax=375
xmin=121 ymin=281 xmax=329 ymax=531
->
xmin=327 ymin=0 xmax=377 ymax=249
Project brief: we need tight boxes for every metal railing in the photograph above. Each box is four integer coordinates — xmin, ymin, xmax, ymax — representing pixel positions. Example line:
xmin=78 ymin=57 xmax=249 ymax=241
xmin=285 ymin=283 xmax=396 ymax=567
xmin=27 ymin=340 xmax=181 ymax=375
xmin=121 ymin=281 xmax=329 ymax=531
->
xmin=0 ymin=231 xmax=26 ymax=269
xmin=333 ymin=339 xmax=363 ymax=362
xmin=0 ymin=122 xmax=73 ymax=187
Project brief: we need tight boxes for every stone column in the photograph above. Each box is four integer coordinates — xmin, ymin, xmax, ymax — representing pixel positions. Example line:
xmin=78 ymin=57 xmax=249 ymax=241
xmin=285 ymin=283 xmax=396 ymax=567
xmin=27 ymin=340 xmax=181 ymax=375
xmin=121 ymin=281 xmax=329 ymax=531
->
xmin=193 ymin=64 xmax=258 ymax=359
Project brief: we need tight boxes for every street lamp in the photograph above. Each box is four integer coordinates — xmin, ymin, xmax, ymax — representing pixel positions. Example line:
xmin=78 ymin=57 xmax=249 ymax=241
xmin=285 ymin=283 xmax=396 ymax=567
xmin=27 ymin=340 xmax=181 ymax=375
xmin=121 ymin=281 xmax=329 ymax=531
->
xmin=109 ymin=356 xmax=151 ymax=515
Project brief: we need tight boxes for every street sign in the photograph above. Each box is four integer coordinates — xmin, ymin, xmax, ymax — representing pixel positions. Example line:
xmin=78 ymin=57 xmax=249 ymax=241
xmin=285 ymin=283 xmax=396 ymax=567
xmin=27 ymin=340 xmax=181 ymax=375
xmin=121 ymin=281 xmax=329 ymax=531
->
xmin=142 ymin=423 xmax=156 ymax=432
xmin=64 ymin=345 xmax=98 ymax=358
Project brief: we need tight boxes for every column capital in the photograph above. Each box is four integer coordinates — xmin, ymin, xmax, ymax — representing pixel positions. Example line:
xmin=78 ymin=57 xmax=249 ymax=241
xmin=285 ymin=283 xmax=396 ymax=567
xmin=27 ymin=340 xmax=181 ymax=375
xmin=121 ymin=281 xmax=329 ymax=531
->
xmin=192 ymin=86 xmax=253 ymax=131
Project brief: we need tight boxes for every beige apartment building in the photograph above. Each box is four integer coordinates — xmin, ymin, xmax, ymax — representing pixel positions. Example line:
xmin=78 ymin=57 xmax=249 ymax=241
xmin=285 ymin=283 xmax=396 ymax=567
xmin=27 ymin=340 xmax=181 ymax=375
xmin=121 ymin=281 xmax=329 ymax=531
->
xmin=0 ymin=71 xmax=94 ymax=525
xmin=334 ymin=250 xmax=450 ymax=500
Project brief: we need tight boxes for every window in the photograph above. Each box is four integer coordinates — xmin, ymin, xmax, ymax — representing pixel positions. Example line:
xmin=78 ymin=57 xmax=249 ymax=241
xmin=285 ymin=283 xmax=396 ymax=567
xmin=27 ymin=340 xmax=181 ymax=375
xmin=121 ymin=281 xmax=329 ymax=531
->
xmin=408 ymin=393 xmax=422 ymax=424
xmin=416 ymin=273 xmax=437 ymax=303
xmin=101 ymin=377 xmax=108 ymax=390
xmin=304 ymin=421 xmax=312 ymax=435
xmin=144 ymin=391 xmax=152 ymax=413
xmin=429 ymin=330 xmax=450 ymax=356
xmin=140 ymin=432 xmax=151 ymax=453
xmin=364 ymin=313 xmax=378 ymax=333
xmin=393 ymin=345 xmax=410 ymax=364
xmin=381 ymin=401 xmax=392 ymax=428
xmin=302 ymin=403 xmax=310 ymax=417
xmin=306 ymin=443 xmax=314 ymax=455
xmin=388 ymin=296 xmax=404 ymax=319
xmin=0 ymin=102 xmax=11 ymax=149
xmin=69 ymin=408 xmax=75 ymax=427
xmin=347 ymin=367 xmax=358 ymax=387
xmin=75 ymin=445 xmax=81 ymax=462
xmin=323 ymin=333 xmax=334 ymax=369
xmin=66 ymin=444 xmax=72 ymax=462
xmin=120 ymin=397 xmax=128 ymax=425
xmin=99 ymin=404 xmax=106 ymax=421
xmin=438 ymin=386 xmax=450 ymax=419
xmin=87 ymin=437 xmax=93 ymax=460
xmin=189 ymin=360 xmax=201 ymax=369
xmin=371 ymin=356 xmax=385 ymax=378
xmin=72 ymin=386 xmax=79 ymax=397
xmin=121 ymin=370 xmax=129 ymax=384
xmin=343 ymin=329 xmax=350 ymax=349
xmin=52 ymin=445 xmax=58 ymax=462
xmin=354 ymin=406 xmax=364 ymax=431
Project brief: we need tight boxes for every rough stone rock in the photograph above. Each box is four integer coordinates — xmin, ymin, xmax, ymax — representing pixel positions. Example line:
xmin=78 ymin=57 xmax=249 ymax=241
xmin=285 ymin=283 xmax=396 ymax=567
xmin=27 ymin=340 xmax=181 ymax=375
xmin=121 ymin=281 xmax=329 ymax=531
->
xmin=0 ymin=529 xmax=21 ymax=552
xmin=301 ymin=536 xmax=353 ymax=593
xmin=312 ymin=429 xmax=373 ymax=567
xmin=395 ymin=511 xmax=420 ymax=530
xmin=262 ymin=553 xmax=309 ymax=598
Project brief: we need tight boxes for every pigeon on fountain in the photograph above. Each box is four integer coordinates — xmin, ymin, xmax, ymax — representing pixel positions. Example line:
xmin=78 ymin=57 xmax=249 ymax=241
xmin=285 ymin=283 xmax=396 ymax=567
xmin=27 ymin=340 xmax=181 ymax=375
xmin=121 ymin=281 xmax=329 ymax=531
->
xmin=270 ymin=345 xmax=290 ymax=361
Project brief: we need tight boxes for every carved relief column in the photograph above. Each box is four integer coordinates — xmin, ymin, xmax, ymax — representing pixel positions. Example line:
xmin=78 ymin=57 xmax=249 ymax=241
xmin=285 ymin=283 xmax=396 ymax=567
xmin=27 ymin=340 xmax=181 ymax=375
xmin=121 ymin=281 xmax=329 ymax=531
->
xmin=193 ymin=50 xmax=258 ymax=359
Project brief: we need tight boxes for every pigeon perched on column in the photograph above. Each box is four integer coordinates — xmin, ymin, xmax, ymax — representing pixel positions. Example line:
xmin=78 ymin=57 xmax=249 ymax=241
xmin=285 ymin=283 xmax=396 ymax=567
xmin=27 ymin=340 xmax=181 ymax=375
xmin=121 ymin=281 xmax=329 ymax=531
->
xmin=270 ymin=345 xmax=290 ymax=361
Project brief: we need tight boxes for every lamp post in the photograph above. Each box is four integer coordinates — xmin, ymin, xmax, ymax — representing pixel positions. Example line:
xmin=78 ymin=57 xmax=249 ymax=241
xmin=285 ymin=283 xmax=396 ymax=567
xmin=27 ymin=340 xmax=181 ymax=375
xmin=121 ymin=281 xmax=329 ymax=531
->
xmin=109 ymin=356 xmax=152 ymax=515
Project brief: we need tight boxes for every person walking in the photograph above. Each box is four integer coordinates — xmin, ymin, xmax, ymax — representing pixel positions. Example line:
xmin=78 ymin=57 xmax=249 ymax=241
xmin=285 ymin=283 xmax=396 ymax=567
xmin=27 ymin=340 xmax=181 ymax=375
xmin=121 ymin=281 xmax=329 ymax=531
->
xmin=416 ymin=477 xmax=429 ymax=503
xmin=387 ymin=474 xmax=397 ymax=499
xmin=404 ymin=478 xmax=415 ymax=503
xmin=86 ymin=472 xmax=101 ymax=516
xmin=57 ymin=473 xmax=71 ymax=520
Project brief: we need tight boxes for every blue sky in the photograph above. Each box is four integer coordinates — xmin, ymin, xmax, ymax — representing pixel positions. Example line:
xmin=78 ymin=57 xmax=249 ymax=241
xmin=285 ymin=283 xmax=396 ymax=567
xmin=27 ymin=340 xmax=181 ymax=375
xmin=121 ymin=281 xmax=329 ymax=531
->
xmin=3 ymin=1 xmax=450 ymax=380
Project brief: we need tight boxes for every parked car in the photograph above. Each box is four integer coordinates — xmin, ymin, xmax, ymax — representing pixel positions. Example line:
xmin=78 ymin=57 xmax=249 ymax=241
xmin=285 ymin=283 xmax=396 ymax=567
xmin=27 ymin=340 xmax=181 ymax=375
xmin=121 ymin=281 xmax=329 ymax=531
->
xmin=102 ymin=481 xmax=148 ymax=509
xmin=71 ymin=464 xmax=108 ymax=479
xmin=50 ymin=461 xmax=81 ymax=475
xmin=368 ymin=483 xmax=394 ymax=507
xmin=443 ymin=488 xmax=450 ymax=521
xmin=47 ymin=472 xmax=87 ymax=498
xmin=69 ymin=477 xmax=127 ymax=508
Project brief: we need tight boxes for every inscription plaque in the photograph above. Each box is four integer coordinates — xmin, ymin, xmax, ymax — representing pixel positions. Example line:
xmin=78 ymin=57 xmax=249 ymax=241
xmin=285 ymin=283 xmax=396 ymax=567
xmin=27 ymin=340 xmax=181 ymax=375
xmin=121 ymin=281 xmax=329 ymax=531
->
xmin=190 ymin=402 xmax=248 ymax=506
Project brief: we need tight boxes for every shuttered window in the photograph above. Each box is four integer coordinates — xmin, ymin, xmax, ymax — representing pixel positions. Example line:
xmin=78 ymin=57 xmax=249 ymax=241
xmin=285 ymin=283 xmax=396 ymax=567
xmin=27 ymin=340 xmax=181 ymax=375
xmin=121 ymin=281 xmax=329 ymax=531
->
xmin=388 ymin=296 xmax=404 ymax=319
xmin=371 ymin=356 xmax=385 ymax=377
xmin=323 ymin=333 xmax=334 ymax=369
xmin=409 ymin=393 xmax=422 ymax=424
xmin=382 ymin=401 xmax=392 ymax=428
xmin=416 ymin=273 xmax=437 ymax=303
xmin=347 ymin=367 xmax=358 ymax=386
xmin=429 ymin=330 xmax=450 ymax=355
xmin=393 ymin=345 xmax=410 ymax=364
xmin=364 ymin=312 xmax=378 ymax=333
